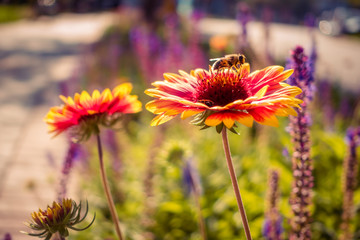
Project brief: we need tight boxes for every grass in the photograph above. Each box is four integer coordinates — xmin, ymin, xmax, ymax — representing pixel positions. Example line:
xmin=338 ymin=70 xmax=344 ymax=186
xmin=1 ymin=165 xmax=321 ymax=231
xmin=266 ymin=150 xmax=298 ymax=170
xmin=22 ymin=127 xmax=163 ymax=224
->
xmin=0 ymin=4 xmax=33 ymax=24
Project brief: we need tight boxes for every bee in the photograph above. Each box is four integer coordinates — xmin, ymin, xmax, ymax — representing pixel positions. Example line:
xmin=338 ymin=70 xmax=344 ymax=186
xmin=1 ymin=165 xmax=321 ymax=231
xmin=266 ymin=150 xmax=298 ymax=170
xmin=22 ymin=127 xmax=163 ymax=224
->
xmin=210 ymin=54 xmax=246 ymax=71
xmin=198 ymin=99 xmax=214 ymax=107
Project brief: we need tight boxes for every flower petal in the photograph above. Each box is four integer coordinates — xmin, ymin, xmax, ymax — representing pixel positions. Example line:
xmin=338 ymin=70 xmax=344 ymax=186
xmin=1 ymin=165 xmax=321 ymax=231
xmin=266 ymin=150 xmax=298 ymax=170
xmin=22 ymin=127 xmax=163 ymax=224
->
xmin=204 ymin=111 xmax=254 ymax=128
xmin=235 ymin=112 xmax=254 ymax=127
xmin=223 ymin=116 xmax=235 ymax=129
xmin=275 ymin=106 xmax=298 ymax=117
xmin=204 ymin=113 xmax=223 ymax=127
xmin=248 ymin=108 xmax=279 ymax=127
xmin=101 ymin=88 xmax=113 ymax=102
xmin=113 ymin=83 xmax=132 ymax=98
xmin=254 ymin=85 xmax=269 ymax=98
xmin=181 ymin=109 xmax=204 ymax=119
xmin=249 ymin=66 xmax=294 ymax=93
xmin=150 ymin=113 xmax=176 ymax=126
xmin=261 ymin=115 xmax=279 ymax=127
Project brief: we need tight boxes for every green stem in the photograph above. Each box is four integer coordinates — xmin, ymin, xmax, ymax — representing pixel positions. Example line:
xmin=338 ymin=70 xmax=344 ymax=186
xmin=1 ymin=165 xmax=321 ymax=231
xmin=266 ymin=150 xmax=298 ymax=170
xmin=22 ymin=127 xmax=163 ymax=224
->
xmin=96 ymin=134 xmax=124 ymax=240
xmin=221 ymin=128 xmax=252 ymax=240
xmin=193 ymin=185 xmax=207 ymax=240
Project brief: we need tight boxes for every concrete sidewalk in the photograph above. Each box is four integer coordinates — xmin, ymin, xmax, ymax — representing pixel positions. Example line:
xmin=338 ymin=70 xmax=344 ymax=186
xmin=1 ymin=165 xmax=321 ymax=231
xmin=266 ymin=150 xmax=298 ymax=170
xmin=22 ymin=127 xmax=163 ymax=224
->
xmin=0 ymin=12 xmax=115 ymax=239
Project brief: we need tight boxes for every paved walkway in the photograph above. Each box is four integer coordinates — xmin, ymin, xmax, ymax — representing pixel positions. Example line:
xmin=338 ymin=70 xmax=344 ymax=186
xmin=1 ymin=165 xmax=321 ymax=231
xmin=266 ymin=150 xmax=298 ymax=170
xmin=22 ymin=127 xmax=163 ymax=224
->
xmin=0 ymin=12 xmax=115 ymax=239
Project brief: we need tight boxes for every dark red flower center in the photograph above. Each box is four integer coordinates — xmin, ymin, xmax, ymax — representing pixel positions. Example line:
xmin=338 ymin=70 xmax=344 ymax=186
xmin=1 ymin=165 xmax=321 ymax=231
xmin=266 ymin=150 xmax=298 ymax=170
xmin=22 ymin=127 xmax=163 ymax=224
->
xmin=194 ymin=71 xmax=251 ymax=107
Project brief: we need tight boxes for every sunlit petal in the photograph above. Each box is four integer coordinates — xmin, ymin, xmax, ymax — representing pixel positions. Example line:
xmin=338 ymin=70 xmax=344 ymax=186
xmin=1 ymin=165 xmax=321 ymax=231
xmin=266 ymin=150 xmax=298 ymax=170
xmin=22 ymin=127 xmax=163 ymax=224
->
xmin=181 ymin=109 xmax=204 ymax=119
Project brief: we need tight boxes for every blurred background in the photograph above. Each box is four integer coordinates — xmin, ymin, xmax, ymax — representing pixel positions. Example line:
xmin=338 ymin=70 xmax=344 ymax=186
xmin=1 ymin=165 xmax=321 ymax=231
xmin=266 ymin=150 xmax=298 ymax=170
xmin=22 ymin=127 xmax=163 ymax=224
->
xmin=0 ymin=0 xmax=360 ymax=239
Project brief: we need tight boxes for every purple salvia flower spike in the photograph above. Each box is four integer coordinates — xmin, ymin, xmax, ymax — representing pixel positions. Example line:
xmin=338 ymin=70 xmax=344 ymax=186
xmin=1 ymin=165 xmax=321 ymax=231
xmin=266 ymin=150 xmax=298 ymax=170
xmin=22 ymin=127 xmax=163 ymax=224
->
xmin=130 ymin=27 xmax=153 ymax=84
xmin=130 ymin=26 xmax=163 ymax=84
xmin=286 ymin=46 xmax=314 ymax=240
xmin=181 ymin=157 xmax=206 ymax=240
xmin=340 ymin=127 xmax=360 ymax=240
xmin=57 ymin=142 xmax=82 ymax=201
xmin=263 ymin=170 xmax=283 ymax=240
xmin=182 ymin=158 xmax=202 ymax=197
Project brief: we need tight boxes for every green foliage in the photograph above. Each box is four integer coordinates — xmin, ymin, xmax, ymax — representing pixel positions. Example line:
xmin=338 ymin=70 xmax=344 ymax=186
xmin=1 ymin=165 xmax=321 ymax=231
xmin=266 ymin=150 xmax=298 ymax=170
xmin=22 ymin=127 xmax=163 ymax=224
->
xmin=0 ymin=5 xmax=32 ymax=23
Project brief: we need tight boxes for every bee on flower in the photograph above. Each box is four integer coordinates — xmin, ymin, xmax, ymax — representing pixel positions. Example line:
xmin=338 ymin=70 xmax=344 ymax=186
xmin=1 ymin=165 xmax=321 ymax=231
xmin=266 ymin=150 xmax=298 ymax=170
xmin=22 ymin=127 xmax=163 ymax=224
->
xmin=210 ymin=53 xmax=246 ymax=71
xmin=145 ymin=57 xmax=302 ymax=134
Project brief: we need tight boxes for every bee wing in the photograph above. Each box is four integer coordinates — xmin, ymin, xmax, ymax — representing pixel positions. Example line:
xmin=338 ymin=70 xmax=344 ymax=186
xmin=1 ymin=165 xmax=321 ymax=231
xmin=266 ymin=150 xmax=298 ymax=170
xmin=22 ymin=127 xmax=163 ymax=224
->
xmin=209 ymin=58 xmax=221 ymax=62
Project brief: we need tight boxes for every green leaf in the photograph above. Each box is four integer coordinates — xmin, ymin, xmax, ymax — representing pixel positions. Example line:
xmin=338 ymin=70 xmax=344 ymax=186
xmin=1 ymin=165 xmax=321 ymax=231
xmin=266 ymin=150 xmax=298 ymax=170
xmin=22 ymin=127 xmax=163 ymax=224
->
xmin=229 ymin=126 xmax=240 ymax=135
xmin=69 ymin=213 xmax=96 ymax=232
xmin=200 ymin=125 xmax=211 ymax=130
xmin=216 ymin=123 xmax=224 ymax=134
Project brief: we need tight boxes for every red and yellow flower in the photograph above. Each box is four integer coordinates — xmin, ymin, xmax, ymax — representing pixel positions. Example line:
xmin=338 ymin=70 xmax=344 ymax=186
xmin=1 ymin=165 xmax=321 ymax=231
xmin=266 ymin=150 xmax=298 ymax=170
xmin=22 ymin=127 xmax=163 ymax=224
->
xmin=145 ymin=63 xmax=302 ymax=132
xmin=45 ymin=83 xmax=142 ymax=140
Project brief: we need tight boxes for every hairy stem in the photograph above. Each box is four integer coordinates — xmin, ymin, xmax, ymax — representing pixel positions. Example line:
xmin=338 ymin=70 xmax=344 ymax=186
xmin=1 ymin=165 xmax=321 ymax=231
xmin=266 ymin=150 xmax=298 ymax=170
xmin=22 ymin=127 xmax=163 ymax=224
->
xmin=221 ymin=128 xmax=252 ymax=240
xmin=96 ymin=134 xmax=124 ymax=240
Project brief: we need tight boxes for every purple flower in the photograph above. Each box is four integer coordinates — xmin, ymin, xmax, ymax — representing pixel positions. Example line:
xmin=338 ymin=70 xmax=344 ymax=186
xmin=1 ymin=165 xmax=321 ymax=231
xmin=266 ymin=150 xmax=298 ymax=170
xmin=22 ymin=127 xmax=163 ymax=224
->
xmin=340 ymin=127 xmax=360 ymax=240
xmin=286 ymin=46 xmax=315 ymax=112
xmin=345 ymin=127 xmax=360 ymax=147
xmin=181 ymin=157 xmax=207 ymax=239
xmin=263 ymin=217 xmax=283 ymax=240
xmin=282 ymin=147 xmax=290 ymax=159
xmin=286 ymin=46 xmax=314 ymax=240
xmin=191 ymin=9 xmax=205 ymax=22
xmin=2 ymin=233 xmax=11 ymax=240
xmin=286 ymin=46 xmax=314 ymax=86
xmin=182 ymin=158 xmax=201 ymax=197
xmin=130 ymin=26 xmax=164 ymax=84
xmin=263 ymin=170 xmax=283 ymax=240
xmin=57 ymin=142 xmax=84 ymax=201
xmin=304 ymin=13 xmax=316 ymax=28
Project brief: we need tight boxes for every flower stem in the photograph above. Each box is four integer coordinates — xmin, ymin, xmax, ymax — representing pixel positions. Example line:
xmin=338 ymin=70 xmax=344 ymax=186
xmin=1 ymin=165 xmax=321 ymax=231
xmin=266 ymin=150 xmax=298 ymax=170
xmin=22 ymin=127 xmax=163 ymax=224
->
xmin=54 ymin=232 xmax=66 ymax=240
xmin=193 ymin=185 xmax=207 ymax=240
xmin=221 ymin=128 xmax=252 ymax=240
xmin=96 ymin=134 xmax=124 ymax=240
